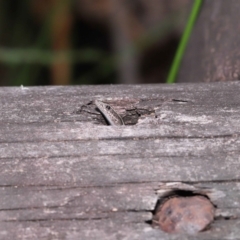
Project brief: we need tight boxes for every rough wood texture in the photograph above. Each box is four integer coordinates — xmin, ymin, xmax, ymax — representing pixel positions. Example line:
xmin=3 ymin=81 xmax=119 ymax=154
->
xmin=177 ymin=0 xmax=240 ymax=83
xmin=1 ymin=82 xmax=240 ymax=239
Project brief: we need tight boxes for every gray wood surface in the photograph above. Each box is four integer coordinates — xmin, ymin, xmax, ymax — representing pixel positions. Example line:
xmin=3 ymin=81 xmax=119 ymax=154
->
xmin=1 ymin=81 xmax=240 ymax=239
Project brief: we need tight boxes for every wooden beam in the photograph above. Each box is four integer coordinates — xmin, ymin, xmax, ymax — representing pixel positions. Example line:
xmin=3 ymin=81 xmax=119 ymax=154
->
xmin=0 ymin=82 xmax=240 ymax=239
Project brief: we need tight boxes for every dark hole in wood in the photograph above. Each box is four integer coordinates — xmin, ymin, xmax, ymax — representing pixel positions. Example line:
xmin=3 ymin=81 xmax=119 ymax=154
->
xmin=214 ymin=215 xmax=236 ymax=221
xmin=106 ymin=105 xmax=111 ymax=110
xmin=123 ymin=108 xmax=155 ymax=125
xmin=94 ymin=107 xmax=155 ymax=125
xmin=148 ymin=190 xmax=216 ymax=235
xmin=76 ymin=101 xmax=156 ymax=125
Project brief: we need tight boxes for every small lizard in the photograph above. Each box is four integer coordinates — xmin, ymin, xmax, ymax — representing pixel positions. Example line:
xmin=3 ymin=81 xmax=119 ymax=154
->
xmin=94 ymin=100 xmax=124 ymax=126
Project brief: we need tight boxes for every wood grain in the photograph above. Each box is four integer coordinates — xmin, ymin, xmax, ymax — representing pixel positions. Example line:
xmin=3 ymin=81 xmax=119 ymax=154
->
xmin=0 ymin=82 xmax=240 ymax=239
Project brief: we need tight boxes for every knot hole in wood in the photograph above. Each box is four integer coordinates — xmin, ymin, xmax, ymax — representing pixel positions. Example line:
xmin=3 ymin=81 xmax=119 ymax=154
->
xmin=150 ymin=190 xmax=216 ymax=235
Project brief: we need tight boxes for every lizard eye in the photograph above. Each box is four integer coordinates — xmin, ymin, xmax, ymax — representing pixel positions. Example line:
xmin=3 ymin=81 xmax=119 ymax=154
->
xmin=106 ymin=105 xmax=111 ymax=110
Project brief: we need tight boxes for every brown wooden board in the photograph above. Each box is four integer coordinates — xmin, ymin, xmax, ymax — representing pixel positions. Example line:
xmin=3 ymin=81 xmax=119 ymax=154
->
xmin=0 ymin=82 xmax=240 ymax=239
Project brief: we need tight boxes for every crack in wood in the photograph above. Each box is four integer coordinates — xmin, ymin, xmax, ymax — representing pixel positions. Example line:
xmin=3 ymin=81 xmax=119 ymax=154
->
xmin=3 ymin=216 xmax=110 ymax=223
xmin=70 ymin=97 xmax=191 ymax=125
xmin=75 ymin=99 xmax=158 ymax=125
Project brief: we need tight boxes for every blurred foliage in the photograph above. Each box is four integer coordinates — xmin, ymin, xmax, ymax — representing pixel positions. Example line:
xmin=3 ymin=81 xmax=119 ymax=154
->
xmin=0 ymin=0 xmax=191 ymax=86
xmin=0 ymin=0 xmax=51 ymax=85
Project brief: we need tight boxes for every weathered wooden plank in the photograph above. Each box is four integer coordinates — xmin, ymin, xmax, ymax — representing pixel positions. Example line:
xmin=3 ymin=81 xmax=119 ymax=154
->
xmin=1 ymin=120 xmax=240 ymax=143
xmin=0 ymin=182 xmax=239 ymax=217
xmin=0 ymin=82 xmax=240 ymax=239
xmin=0 ymin=151 xmax=240 ymax=185
xmin=0 ymin=209 xmax=240 ymax=239
xmin=1 ymin=81 xmax=240 ymax=124
xmin=1 ymin=218 xmax=240 ymax=240
xmin=0 ymin=182 xmax=239 ymax=239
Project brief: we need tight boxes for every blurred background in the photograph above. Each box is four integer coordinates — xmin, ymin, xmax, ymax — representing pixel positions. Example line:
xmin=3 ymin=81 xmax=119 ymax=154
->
xmin=0 ymin=0 xmax=192 ymax=86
